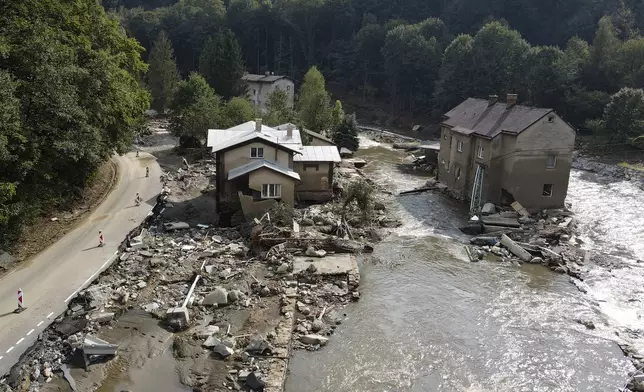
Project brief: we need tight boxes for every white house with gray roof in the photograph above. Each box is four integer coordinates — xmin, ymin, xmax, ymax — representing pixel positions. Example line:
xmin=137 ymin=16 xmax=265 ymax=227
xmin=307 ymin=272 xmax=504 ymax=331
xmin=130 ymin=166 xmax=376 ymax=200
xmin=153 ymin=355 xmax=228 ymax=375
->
xmin=207 ymin=119 xmax=341 ymax=220
xmin=242 ymin=72 xmax=294 ymax=112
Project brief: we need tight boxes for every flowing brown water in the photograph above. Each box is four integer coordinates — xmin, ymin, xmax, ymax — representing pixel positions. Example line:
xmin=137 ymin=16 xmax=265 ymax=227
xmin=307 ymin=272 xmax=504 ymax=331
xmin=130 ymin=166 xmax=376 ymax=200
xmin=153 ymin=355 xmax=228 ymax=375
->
xmin=285 ymin=139 xmax=636 ymax=392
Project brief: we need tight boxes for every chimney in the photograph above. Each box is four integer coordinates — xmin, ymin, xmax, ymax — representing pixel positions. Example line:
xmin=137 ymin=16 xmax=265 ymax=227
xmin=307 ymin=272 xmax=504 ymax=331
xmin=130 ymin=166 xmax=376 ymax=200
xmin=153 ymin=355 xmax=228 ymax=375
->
xmin=286 ymin=123 xmax=294 ymax=138
xmin=488 ymin=94 xmax=498 ymax=106
xmin=506 ymin=93 xmax=518 ymax=109
xmin=255 ymin=118 xmax=262 ymax=132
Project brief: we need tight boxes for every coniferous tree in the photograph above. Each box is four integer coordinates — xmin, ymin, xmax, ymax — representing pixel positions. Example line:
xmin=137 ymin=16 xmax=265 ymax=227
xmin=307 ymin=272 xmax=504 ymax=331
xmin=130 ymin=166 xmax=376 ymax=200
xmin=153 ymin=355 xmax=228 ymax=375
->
xmin=199 ymin=29 xmax=247 ymax=99
xmin=332 ymin=113 xmax=360 ymax=152
xmin=147 ymin=31 xmax=180 ymax=112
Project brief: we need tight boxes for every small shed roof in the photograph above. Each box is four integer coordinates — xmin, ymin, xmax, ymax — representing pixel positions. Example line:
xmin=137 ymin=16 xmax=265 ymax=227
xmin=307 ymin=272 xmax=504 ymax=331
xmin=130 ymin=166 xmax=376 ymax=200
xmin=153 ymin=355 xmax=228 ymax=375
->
xmin=294 ymin=146 xmax=341 ymax=163
xmin=227 ymin=160 xmax=301 ymax=181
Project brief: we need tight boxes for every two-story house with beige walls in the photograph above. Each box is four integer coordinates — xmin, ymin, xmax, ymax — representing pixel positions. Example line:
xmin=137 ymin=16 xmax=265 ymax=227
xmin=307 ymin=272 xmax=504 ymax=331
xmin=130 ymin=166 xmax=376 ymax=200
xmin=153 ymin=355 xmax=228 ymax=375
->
xmin=437 ymin=94 xmax=576 ymax=212
xmin=207 ymin=120 xmax=341 ymax=221
xmin=242 ymin=72 xmax=294 ymax=112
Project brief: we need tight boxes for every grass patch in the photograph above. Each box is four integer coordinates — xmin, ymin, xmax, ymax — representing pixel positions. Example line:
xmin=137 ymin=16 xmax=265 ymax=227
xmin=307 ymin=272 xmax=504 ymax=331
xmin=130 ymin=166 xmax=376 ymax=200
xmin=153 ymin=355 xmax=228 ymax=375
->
xmin=618 ymin=162 xmax=644 ymax=172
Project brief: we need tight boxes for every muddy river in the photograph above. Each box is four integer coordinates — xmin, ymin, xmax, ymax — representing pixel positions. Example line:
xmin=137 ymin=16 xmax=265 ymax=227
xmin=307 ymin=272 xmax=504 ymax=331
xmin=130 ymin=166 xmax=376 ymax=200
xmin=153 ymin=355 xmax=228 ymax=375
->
xmin=285 ymin=139 xmax=640 ymax=391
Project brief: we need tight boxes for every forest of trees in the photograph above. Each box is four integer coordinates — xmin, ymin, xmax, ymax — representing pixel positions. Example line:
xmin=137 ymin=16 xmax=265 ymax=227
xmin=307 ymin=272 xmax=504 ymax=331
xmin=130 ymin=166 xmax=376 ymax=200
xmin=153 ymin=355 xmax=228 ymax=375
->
xmin=3 ymin=0 xmax=644 ymax=248
xmin=111 ymin=0 xmax=644 ymax=135
xmin=0 ymin=0 xmax=149 ymax=247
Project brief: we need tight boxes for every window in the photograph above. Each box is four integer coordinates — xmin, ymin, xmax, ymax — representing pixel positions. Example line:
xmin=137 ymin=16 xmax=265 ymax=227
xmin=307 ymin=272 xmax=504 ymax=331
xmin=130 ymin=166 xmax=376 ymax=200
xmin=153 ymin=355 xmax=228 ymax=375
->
xmin=546 ymin=155 xmax=557 ymax=169
xmin=252 ymin=89 xmax=256 ymax=95
xmin=261 ymin=184 xmax=282 ymax=198
xmin=303 ymin=163 xmax=319 ymax=171
xmin=250 ymin=147 xmax=264 ymax=158
xmin=443 ymin=132 xmax=448 ymax=140
xmin=548 ymin=115 xmax=554 ymax=123
xmin=455 ymin=166 xmax=461 ymax=179
xmin=477 ymin=145 xmax=484 ymax=159
xmin=542 ymin=184 xmax=553 ymax=197
xmin=286 ymin=85 xmax=291 ymax=91
xmin=446 ymin=161 xmax=450 ymax=172
xmin=450 ymin=136 xmax=453 ymax=148
xmin=457 ymin=140 xmax=463 ymax=152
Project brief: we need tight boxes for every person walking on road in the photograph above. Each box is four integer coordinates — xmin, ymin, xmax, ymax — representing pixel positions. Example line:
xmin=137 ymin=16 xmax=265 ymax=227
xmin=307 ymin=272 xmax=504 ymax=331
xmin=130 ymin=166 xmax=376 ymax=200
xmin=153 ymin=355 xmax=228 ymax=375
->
xmin=98 ymin=230 xmax=104 ymax=247
xmin=145 ymin=167 xmax=149 ymax=178
xmin=135 ymin=193 xmax=142 ymax=206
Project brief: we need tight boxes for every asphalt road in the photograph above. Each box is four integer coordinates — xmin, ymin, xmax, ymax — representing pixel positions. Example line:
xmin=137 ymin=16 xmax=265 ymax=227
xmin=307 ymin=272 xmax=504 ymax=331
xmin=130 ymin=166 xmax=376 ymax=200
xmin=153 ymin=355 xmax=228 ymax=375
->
xmin=0 ymin=152 xmax=161 ymax=377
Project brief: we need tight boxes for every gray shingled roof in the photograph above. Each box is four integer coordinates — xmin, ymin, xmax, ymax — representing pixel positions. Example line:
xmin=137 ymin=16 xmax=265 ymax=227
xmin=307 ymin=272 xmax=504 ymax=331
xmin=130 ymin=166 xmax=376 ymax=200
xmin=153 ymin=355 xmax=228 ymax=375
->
xmin=443 ymin=98 xmax=553 ymax=138
xmin=242 ymin=74 xmax=291 ymax=83
xmin=227 ymin=160 xmax=301 ymax=181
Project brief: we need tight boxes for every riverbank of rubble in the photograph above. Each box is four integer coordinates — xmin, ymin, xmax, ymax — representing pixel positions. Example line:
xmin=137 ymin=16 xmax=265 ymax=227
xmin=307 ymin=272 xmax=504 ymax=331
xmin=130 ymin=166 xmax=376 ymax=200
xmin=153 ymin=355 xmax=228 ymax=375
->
xmin=1 ymin=148 xmax=399 ymax=392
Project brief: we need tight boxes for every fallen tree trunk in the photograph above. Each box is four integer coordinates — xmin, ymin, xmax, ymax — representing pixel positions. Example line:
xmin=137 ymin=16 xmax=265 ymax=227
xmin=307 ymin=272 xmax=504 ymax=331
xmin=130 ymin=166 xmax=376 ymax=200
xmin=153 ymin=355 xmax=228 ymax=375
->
xmin=399 ymin=187 xmax=432 ymax=195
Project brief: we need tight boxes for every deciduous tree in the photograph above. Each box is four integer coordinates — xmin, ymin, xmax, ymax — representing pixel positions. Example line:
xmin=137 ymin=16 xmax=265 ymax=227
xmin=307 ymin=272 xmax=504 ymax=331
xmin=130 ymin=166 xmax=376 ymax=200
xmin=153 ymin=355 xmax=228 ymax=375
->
xmin=297 ymin=66 xmax=332 ymax=133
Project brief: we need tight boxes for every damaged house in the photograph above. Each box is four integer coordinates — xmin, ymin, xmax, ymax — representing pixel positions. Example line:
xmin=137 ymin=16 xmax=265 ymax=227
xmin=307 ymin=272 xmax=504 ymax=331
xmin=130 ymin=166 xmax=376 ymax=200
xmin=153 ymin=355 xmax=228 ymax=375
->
xmin=437 ymin=94 xmax=576 ymax=212
xmin=207 ymin=120 xmax=341 ymax=220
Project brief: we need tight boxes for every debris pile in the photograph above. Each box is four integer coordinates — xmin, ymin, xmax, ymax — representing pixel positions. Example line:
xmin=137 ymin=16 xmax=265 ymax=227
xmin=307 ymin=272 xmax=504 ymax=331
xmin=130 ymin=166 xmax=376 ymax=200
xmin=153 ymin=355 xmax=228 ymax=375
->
xmin=465 ymin=203 xmax=588 ymax=281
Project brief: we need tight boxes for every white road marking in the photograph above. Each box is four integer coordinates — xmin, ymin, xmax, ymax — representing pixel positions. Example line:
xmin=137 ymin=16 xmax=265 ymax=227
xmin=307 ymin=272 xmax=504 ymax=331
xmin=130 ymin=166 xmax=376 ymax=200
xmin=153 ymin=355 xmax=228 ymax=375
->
xmin=27 ymin=329 xmax=34 ymax=336
xmin=0 ymin=356 xmax=3 ymax=360
xmin=65 ymin=251 xmax=118 ymax=303
xmin=16 ymin=338 xmax=24 ymax=345
xmin=37 ymin=321 xmax=43 ymax=327
xmin=46 ymin=312 xmax=54 ymax=318
xmin=6 ymin=347 xmax=14 ymax=353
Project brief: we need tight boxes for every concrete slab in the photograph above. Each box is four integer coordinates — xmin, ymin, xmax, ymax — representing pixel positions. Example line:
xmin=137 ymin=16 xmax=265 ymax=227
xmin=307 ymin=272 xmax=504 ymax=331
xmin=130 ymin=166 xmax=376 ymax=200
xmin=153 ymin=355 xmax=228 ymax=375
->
xmin=481 ymin=215 xmax=520 ymax=228
xmin=83 ymin=335 xmax=118 ymax=356
xmin=293 ymin=254 xmax=358 ymax=276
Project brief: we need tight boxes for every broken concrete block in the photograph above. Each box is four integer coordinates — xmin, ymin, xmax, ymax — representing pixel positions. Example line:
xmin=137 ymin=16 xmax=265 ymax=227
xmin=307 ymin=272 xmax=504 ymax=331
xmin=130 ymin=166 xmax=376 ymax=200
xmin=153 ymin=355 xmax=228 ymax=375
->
xmin=143 ymin=302 xmax=160 ymax=313
xmin=83 ymin=335 xmax=118 ymax=356
xmin=166 ymin=306 xmax=189 ymax=328
xmin=136 ymin=281 xmax=147 ymax=289
xmin=89 ymin=312 xmax=115 ymax=324
xmin=213 ymin=342 xmax=234 ymax=358
xmin=245 ymin=336 xmax=273 ymax=355
xmin=511 ymin=201 xmax=530 ymax=217
xmin=227 ymin=289 xmax=241 ymax=303
xmin=481 ymin=203 xmax=496 ymax=215
xmin=202 ymin=336 xmax=221 ymax=348
xmin=311 ymin=319 xmax=324 ymax=333
xmin=305 ymin=246 xmax=327 ymax=258
xmin=500 ymin=234 xmax=532 ymax=262
xmin=299 ymin=334 xmax=329 ymax=346
xmin=194 ymin=325 xmax=220 ymax=339
xmin=204 ymin=265 xmax=216 ymax=275
xmin=276 ymin=263 xmax=289 ymax=274
xmin=163 ymin=221 xmax=190 ymax=231
xmin=139 ymin=250 xmax=153 ymax=258
xmin=246 ymin=372 xmax=266 ymax=391
xmin=203 ymin=287 xmax=228 ymax=306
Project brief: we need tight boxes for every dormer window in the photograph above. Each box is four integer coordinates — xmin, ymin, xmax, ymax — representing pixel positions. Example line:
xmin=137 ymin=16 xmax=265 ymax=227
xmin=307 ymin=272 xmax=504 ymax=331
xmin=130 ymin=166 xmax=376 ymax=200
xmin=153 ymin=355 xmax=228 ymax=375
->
xmin=250 ymin=147 xmax=264 ymax=158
